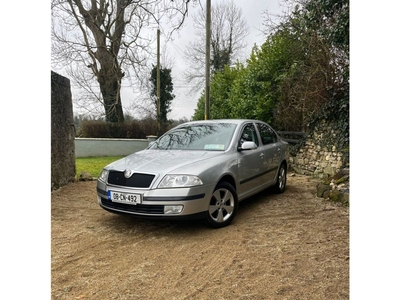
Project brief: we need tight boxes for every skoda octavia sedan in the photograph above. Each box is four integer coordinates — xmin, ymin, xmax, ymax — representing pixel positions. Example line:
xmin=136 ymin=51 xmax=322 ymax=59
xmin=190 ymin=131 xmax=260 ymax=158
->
xmin=97 ymin=119 xmax=289 ymax=228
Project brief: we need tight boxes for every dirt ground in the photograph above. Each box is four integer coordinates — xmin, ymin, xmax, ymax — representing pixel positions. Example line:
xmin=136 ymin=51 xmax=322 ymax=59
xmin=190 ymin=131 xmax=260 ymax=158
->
xmin=51 ymin=174 xmax=349 ymax=300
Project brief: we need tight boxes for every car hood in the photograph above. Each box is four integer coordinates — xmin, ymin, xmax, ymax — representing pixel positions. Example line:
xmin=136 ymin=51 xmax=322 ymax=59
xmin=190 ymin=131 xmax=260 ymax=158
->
xmin=106 ymin=149 xmax=225 ymax=175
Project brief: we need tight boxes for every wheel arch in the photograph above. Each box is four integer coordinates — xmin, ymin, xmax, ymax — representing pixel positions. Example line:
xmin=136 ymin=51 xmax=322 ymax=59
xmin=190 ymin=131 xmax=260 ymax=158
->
xmin=217 ymin=174 xmax=236 ymax=191
xmin=281 ymin=159 xmax=288 ymax=171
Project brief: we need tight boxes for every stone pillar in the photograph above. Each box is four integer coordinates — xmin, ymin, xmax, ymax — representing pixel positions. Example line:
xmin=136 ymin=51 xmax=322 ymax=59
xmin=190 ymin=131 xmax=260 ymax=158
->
xmin=51 ymin=71 xmax=76 ymax=190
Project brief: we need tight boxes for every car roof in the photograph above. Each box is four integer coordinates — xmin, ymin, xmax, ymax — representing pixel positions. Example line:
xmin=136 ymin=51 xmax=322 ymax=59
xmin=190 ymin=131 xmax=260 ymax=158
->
xmin=178 ymin=119 xmax=264 ymax=126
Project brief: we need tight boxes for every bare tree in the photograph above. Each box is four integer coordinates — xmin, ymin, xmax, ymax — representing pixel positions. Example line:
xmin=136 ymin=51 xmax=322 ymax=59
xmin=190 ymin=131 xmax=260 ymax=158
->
xmin=51 ymin=0 xmax=194 ymax=123
xmin=183 ymin=0 xmax=249 ymax=94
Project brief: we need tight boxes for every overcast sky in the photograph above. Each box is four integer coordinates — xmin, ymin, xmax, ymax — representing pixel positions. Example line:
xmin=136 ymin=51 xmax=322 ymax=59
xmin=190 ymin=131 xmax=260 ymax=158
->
xmin=49 ymin=0 xmax=283 ymax=120
xmin=120 ymin=0 xmax=284 ymax=120
xmin=166 ymin=0 xmax=283 ymax=120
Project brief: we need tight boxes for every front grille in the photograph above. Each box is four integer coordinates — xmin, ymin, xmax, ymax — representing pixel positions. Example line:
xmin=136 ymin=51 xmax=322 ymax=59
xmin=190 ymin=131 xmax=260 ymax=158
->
xmin=101 ymin=198 xmax=164 ymax=214
xmin=108 ymin=171 xmax=155 ymax=188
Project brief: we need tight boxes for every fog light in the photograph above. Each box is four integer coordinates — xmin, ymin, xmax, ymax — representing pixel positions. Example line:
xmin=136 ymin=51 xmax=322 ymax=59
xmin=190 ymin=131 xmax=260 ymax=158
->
xmin=164 ymin=205 xmax=183 ymax=214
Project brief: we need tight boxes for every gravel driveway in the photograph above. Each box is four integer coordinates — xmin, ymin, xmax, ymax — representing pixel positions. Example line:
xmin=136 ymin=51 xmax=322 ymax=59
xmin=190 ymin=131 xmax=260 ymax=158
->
xmin=51 ymin=174 xmax=349 ymax=299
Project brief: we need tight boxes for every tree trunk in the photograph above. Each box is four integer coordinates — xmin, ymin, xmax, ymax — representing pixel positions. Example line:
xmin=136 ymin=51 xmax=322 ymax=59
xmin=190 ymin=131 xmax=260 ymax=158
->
xmin=98 ymin=67 xmax=125 ymax=123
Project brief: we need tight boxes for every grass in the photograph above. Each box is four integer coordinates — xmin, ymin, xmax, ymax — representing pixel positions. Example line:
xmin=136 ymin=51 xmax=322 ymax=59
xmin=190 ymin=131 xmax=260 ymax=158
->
xmin=76 ymin=156 xmax=124 ymax=177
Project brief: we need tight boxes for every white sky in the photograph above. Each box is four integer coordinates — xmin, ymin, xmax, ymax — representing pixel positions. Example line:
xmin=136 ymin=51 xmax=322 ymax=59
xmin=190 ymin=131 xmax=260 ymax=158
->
xmin=52 ymin=0 xmax=284 ymax=120
xmin=118 ymin=0 xmax=284 ymax=120
xmin=163 ymin=0 xmax=283 ymax=120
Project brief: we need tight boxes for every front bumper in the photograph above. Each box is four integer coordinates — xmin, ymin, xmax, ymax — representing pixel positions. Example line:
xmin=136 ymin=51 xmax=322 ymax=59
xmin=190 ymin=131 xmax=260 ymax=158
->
xmin=97 ymin=180 xmax=213 ymax=219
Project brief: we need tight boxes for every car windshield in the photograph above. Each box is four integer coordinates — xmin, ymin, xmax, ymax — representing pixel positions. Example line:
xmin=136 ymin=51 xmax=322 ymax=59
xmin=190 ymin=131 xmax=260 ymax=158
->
xmin=149 ymin=123 xmax=237 ymax=151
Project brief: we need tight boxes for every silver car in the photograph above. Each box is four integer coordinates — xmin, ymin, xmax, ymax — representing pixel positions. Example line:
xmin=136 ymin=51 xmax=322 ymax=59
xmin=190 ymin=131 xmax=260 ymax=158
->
xmin=97 ymin=119 xmax=289 ymax=228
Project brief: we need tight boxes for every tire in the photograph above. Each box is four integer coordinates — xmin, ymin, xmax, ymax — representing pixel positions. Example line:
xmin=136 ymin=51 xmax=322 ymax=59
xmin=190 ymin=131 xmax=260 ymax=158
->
xmin=205 ymin=182 xmax=238 ymax=228
xmin=273 ymin=163 xmax=287 ymax=193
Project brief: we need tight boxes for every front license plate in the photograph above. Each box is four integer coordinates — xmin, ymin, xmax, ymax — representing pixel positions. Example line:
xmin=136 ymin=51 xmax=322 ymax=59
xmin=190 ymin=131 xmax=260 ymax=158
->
xmin=108 ymin=191 xmax=142 ymax=205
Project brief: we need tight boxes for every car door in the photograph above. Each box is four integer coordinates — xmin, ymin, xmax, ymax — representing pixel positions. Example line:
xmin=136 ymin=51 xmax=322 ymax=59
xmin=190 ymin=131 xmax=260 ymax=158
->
xmin=236 ymin=122 xmax=268 ymax=199
xmin=256 ymin=122 xmax=281 ymax=185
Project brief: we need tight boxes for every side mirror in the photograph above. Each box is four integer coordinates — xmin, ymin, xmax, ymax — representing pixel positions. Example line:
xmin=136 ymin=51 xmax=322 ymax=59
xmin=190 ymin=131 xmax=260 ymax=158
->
xmin=239 ymin=141 xmax=257 ymax=151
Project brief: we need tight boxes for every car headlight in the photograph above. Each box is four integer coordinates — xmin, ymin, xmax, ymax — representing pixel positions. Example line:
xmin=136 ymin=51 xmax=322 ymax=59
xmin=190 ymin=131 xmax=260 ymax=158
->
xmin=99 ymin=169 xmax=109 ymax=182
xmin=158 ymin=175 xmax=203 ymax=188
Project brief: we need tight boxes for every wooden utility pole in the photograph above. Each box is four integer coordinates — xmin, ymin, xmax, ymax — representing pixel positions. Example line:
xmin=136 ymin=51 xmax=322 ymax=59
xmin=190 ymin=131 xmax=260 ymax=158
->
xmin=205 ymin=0 xmax=211 ymax=120
xmin=157 ymin=29 xmax=161 ymax=135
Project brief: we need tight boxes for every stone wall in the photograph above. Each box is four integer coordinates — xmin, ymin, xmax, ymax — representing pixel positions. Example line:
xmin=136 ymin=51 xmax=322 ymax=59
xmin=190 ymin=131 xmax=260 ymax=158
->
xmin=51 ymin=71 xmax=76 ymax=190
xmin=289 ymin=119 xmax=349 ymax=179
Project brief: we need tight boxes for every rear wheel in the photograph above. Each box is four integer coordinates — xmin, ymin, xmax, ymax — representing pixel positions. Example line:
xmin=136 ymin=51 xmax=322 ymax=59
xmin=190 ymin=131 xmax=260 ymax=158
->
xmin=205 ymin=182 xmax=238 ymax=228
xmin=274 ymin=163 xmax=287 ymax=193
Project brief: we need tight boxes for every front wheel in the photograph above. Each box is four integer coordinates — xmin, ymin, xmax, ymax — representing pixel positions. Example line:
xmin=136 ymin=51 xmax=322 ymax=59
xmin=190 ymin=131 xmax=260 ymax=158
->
xmin=273 ymin=163 xmax=287 ymax=193
xmin=205 ymin=182 xmax=238 ymax=228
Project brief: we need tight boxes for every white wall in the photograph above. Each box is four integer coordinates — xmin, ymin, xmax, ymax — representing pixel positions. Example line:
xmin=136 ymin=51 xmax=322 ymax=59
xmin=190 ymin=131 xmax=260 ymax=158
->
xmin=75 ymin=137 xmax=156 ymax=157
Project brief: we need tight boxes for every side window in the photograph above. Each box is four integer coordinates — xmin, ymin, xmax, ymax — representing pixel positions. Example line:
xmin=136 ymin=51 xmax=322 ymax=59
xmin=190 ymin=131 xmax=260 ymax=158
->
xmin=257 ymin=123 xmax=277 ymax=145
xmin=238 ymin=123 xmax=259 ymax=147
